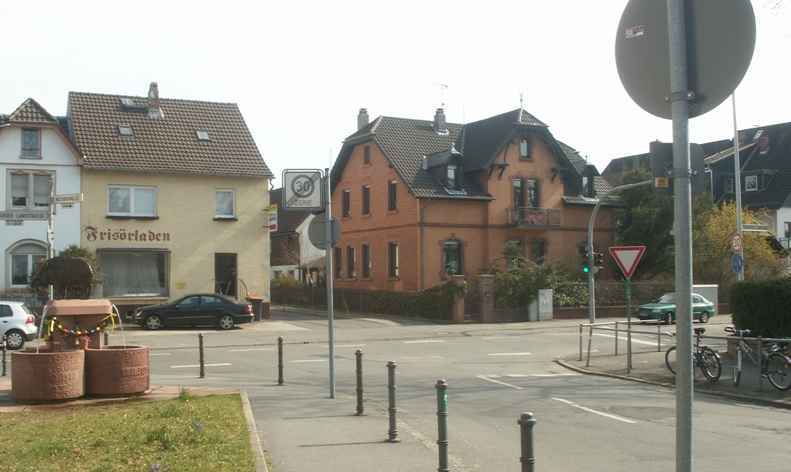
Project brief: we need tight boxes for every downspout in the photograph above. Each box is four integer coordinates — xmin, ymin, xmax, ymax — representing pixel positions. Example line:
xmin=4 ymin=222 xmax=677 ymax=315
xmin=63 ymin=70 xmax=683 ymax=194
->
xmin=418 ymin=199 xmax=424 ymax=290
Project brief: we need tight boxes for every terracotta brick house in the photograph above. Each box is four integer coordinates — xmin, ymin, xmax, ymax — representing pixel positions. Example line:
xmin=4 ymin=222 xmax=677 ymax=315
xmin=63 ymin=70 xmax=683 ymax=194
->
xmin=329 ymin=107 xmax=617 ymax=292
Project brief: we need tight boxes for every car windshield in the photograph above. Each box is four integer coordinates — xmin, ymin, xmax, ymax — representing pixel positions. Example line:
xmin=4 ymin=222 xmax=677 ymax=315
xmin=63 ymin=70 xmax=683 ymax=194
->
xmin=658 ymin=294 xmax=675 ymax=304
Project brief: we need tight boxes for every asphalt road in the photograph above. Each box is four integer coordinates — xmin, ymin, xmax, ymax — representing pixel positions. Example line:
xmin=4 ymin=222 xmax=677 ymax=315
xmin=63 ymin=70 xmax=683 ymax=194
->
xmin=115 ymin=311 xmax=791 ymax=472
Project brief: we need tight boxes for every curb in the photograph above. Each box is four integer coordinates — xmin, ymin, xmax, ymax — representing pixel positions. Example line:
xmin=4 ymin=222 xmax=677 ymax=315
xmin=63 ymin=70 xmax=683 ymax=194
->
xmin=240 ymin=390 xmax=269 ymax=472
xmin=555 ymin=359 xmax=791 ymax=411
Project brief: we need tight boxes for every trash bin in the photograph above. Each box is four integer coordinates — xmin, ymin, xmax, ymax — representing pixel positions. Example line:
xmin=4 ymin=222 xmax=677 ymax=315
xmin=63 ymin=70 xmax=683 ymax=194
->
xmin=247 ymin=296 xmax=264 ymax=322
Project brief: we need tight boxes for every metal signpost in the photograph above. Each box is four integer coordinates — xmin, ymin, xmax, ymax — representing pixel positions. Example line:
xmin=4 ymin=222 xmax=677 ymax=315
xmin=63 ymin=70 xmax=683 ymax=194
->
xmin=282 ymin=169 xmax=337 ymax=398
xmin=609 ymin=246 xmax=646 ymax=373
xmin=616 ymin=1 xmax=755 ymax=470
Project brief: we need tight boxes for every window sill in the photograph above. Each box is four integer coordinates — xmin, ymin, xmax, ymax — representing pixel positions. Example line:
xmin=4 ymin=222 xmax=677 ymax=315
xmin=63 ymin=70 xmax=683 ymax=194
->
xmin=20 ymin=154 xmax=42 ymax=159
xmin=361 ymin=213 xmax=372 ymax=218
xmin=214 ymin=216 xmax=238 ymax=221
xmin=387 ymin=277 xmax=400 ymax=281
xmin=387 ymin=209 xmax=398 ymax=214
xmin=106 ymin=215 xmax=159 ymax=220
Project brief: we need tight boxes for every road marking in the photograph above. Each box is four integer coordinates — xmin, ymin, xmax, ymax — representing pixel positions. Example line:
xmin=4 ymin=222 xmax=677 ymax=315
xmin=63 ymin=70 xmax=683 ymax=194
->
xmin=335 ymin=344 xmax=367 ymax=348
xmin=228 ymin=347 xmax=273 ymax=352
xmin=359 ymin=318 xmax=401 ymax=327
xmin=505 ymin=373 xmax=580 ymax=378
xmin=476 ymin=374 xmax=524 ymax=390
xmin=551 ymin=397 xmax=637 ymax=424
xmin=482 ymin=336 xmax=524 ymax=341
xmin=170 ymin=363 xmax=231 ymax=369
xmin=487 ymin=352 xmax=532 ymax=357
xmin=594 ymin=333 xmax=658 ymax=346
xmin=290 ymin=359 xmax=326 ymax=363
xmin=150 ymin=353 xmax=172 ymax=357
xmin=403 ymin=339 xmax=445 ymax=344
xmin=398 ymin=355 xmax=444 ymax=361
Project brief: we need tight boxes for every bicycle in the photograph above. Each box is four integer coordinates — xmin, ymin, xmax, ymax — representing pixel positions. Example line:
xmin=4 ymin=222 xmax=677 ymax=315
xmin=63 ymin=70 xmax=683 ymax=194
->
xmin=665 ymin=327 xmax=721 ymax=382
xmin=724 ymin=326 xmax=791 ymax=391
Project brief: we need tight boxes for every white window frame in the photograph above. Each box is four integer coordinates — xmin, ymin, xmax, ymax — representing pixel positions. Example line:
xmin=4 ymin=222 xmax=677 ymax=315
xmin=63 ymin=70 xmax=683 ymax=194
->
xmin=745 ymin=175 xmax=758 ymax=192
xmin=7 ymin=241 xmax=47 ymax=289
xmin=7 ymin=170 xmax=52 ymax=211
xmin=215 ymin=189 xmax=236 ymax=219
xmin=21 ymin=128 xmax=42 ymax=158
xmin=519 ymin=138 xmax=531 ymax=160
xmin=106 ymin=185 xmax=158 ymax=217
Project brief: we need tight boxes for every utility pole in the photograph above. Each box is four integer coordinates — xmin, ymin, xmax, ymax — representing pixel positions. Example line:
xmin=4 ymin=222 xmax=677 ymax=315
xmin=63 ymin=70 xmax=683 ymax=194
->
xmin=47 ymin=175 xmax=55 ymax=301
xmin=324 ymin=167 xmax=336 ymax=399
xmin=732 ymin=93 xmax=745 ymax=281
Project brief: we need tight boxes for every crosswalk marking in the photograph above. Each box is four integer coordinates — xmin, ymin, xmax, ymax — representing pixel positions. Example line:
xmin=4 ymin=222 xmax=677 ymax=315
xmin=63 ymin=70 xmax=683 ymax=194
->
xmin=552 ymin=397 xmax=637 ymax=424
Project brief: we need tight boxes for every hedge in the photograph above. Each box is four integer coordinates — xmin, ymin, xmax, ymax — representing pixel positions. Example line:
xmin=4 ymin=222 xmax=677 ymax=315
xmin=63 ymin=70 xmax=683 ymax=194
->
xmin=271 ymin=283 xmax=456 ymax=321
xmin=731 ymin=278 xmax=791 ymax=338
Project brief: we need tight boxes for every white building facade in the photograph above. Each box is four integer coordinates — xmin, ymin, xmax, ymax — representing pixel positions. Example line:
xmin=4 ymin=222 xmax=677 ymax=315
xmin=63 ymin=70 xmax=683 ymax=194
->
xmin=0 ymin=99 xmax=82 ymax=291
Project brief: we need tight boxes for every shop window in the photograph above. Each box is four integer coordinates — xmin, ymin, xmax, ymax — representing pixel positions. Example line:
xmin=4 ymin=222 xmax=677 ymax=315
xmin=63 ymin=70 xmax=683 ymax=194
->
xmin=21 ymin=128 xmax=41 ymax=158
xmin=9 ymin=171 xmax=51 ymax=210
xmin=362 ymin=244 xmax=371 ymax=278
xmin=388 ymin=180 xmax=398 ymax=211
xmin=347 ymin=246 xmax=356 ymax=278
xmin=442 ymin=240 xmax=463 ymax=275
xmin=519 ymin=138 xmax=531 ymax=160
xmin=362 ymin=185 xmax=371 ymax=215
xmin=98 ymin=250 xmax=168 ymax=297
xmin=334 ymin=247 xmax=342 ymax=278
xmin=342 ymin=190 xmax=351 ymax=217
xmin=363 ymin=145 xmax=371 ymax=165
xmin=388 ymin=242 xmax=399 ymax=278
xmin=215 ymin=189 xmax=236 ymax=218
xmin=9 ymin=242 xmax=47 ymax=287
xmin=108 ymin=185 xmax=157 ymax=217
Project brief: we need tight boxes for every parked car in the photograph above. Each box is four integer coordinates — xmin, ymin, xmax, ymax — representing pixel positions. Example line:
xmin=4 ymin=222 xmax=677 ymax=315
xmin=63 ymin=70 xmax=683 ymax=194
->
xmin=134 ymin=294 xmax=253 ymax=330
xmin=0 ymin=301 xmax=39 ymax=350
xmin=638 ymin=293 xmax=715 ymax=324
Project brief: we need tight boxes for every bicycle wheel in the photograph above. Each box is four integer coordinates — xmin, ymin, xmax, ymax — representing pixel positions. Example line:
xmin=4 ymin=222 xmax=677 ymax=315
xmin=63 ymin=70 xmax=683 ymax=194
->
xmin=699 ymin=347 xmax=721 ymax=382
xmin=665 ymin=346 xmax=677 ymax=375
xmin=766 ymin=353 xmax=791 ymax=391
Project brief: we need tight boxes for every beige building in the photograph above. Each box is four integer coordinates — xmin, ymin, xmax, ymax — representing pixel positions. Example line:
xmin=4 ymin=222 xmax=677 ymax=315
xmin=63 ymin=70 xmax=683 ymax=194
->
xmin=68 ymin=84 xmax=272 ymax=315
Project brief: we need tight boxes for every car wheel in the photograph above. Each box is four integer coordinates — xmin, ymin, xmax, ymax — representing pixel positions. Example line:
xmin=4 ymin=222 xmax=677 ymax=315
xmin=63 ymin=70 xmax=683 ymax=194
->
xmin=144 ymin=314 xmax=163 ymax=331
xmin=4 ymin=330 xmax=25 ymax=350
xmin=699 ymin=312 xmax=710 ymax=324
xmin=664 ymin=313 xmax=674 ymax=325
xmin=218 ymin=314 xmax=235 ymax=330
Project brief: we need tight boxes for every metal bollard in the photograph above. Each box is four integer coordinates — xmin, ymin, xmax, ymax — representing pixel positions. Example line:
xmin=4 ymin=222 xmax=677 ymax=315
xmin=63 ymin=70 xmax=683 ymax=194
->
xmin=657 ymin=324 xmax=662 ymax=352
xmin=198 ymin=333 xmax=205 ymax=379
xmin=586 ymin=325 xmax=594 ymax=367
xmin=386 ymin=361 xmax=399 ymax=442
xmin=578 ymin=324 xmax=583 ymax=361
xmin=103 ymin=330 xmax=109 ymax=347
xmin=1 ymin=335 xmax=6 ymax=377
xmin=355 ymin=349 xmax=364 ymax=415
xmin=757 ymin=337 xmax=763 ymax=391
xmin=518 ymin=412 xmax=537 ymax=472
xmin=436 ymin=379 xmax=449 ymax=472
xmin=614 ymin=321 xmax=619 ymax=356
xmin=277 ymin=336 xmax=284 ymax=386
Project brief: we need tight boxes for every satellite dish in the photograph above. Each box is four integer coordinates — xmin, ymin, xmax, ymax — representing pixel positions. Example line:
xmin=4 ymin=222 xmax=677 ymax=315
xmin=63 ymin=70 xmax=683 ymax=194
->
xmin=616 ymin=0 xmax=755 ymax=119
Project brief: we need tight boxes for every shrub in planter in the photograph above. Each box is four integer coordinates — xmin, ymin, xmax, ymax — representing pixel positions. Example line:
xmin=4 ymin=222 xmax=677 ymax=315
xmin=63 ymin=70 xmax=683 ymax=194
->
xmin=731 ymin=278 xmax=791 ymax=338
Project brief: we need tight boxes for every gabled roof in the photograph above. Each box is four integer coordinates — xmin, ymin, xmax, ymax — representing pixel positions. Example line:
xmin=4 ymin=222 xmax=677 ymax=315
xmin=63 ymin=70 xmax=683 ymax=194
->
xmin=557 ymin=141 xmax=587 ymax=174
xmin=270 ymin=188 xmax=313 ymax=234
xmin=68 ymin=91 xmax=272 ymax=178
xmin=8 ymin=98 xmax=59 ymax=124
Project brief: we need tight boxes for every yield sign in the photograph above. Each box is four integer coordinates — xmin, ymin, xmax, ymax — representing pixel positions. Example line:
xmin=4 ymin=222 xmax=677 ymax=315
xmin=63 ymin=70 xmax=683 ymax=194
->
xmin=609 ymin=245 xmax=647 ymax=280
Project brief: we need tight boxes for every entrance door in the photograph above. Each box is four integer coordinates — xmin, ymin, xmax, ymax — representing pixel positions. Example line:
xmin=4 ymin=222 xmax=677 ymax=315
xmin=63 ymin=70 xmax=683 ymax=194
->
xmin=215 ymin=253 xmax=238 ymax=298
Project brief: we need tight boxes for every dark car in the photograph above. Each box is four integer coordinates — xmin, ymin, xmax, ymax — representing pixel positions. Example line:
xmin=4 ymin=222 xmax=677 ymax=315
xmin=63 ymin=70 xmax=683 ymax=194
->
xmin=638 ymin=292 xmax=715 ymax=324
xmin=134 ymin=294 xmax=253 ymax=330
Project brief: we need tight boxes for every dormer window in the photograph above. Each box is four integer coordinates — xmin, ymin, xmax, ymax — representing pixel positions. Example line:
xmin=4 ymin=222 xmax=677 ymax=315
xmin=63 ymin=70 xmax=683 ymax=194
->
xmin=197 ymin=130 xmax=210 ymax=141
xmin=519 ymin=139 xmax=531 ymax=160
xmin=118 ymin=125 xmax=134 ymax=137
xmin=446 ymin=165 xmax=457 ymax=188
xmin=21 ymin=128 xmax=41 ymax=158
xmin=745 ymin=175 xmax=758 ymax=192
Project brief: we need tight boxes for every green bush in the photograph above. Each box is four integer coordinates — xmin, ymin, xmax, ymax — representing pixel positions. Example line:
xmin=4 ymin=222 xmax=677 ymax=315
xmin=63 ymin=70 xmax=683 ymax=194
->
xmin=731 ymin=277 xmax=791 ymax=338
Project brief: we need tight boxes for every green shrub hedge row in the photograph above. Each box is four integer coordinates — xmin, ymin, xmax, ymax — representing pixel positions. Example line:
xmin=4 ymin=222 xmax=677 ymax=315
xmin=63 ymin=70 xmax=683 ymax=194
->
xmin=731 ymin=278 xmax=791 ymax=338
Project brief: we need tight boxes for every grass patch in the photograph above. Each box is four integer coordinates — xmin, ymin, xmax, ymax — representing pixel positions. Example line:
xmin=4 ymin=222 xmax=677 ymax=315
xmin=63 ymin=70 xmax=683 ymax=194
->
xmin=0 ymin=393 xmax=255 ymax=472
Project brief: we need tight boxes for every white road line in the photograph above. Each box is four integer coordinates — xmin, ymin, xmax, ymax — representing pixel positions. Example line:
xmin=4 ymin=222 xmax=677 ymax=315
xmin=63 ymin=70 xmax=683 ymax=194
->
xmin=594 ymin=333 xmax=657 ymax=346
xmin=505 ymin=373 xmax=580 ymax=378
xmin=476 ymin=374 xmax=524 ymax=390
xmin=170 ymin=363 xmax=231 ymax=369
xmin=398 ymin=355 xmax=444 ymax=361
xmin=335 ymin=344 xmax=367 ymax=348
xmin=487 ymin=352 xmax=532 ymax=357
xmin=403 ymin=339 xmax=446 ymax=344
xmin=228 ymin=348 xmax=273 ymax=352
xmin=150 ymin=353 xmax=172 ymax=357
xmin=290 ymin=359 xmax=326 ymax=363
xmin=482 ymin=336 xmax=524 ymax=341
xmin=551 ymin=397 xmax=637 ymax=424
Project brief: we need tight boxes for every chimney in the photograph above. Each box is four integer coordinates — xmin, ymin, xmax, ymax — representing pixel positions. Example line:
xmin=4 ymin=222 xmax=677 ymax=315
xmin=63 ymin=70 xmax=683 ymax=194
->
xmin=147 ymin=82 xmax=164 ymax=119
xmin=433 ymin=108 xmax=447 ymax=134
xmin=357 ymin=108 xmax=369 ymax=130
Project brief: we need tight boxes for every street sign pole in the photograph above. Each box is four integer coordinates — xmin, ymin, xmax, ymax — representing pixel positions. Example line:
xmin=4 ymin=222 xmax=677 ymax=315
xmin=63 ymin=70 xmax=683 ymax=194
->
xmin=732 ymin=93 xmax=745 ymax=281
xmin=324 ymin=167 xmax=336 ymax=399
xmin=626 ymin=278 xmax=633 ymax=373
xmin=667 ymin=1 xmax=693 ymax=470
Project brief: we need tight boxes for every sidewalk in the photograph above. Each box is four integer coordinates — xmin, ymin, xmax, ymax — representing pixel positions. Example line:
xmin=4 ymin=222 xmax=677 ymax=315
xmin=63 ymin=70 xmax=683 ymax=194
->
xmin=558 ymin=349 xmax=791 ymax=409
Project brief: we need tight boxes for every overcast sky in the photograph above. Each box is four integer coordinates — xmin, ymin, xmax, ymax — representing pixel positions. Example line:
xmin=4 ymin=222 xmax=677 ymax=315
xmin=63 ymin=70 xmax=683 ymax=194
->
xmin=1 ymin=1 xmax=787 ymax=184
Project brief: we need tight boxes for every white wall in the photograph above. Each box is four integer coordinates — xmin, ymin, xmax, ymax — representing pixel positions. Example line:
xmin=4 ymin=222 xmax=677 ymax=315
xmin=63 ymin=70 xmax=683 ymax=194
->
xmin=774 ymin=207 xmax=791 ymax=240
xmin=0 ymin=126 xmax=82 ymax=289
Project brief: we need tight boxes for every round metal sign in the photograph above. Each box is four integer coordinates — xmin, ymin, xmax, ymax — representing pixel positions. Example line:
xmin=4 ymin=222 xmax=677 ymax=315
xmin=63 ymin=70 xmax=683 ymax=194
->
xmin=615 ymin=0 xmax=755 ymax=119
xmin=308 ymin=216 xmax=341 ymax=250
xmin=291 ymin=175 xmax=315 ymax=199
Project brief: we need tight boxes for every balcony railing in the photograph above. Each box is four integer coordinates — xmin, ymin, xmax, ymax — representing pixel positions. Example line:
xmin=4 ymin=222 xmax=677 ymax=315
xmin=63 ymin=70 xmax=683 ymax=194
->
xmin=508 ymin=207 xmax=562 ymax=229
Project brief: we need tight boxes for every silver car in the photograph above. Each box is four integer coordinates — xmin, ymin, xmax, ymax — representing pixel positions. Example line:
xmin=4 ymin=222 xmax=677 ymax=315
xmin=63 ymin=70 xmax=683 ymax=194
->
xmin=0 ymin=301 xmax=39 ymax=350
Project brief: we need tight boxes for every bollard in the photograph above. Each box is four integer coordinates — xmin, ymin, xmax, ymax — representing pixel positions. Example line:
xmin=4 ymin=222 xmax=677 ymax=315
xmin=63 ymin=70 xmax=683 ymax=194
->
xmin=586 ymin=325 xmax=594 ymax=367
xmin=518 ymin=412 xmax=536 ymax=472
xmin=614 ymin=321 xmax=619 ymax=356
xmin=103 ymin=330 xmax=109 ymax=347
xmin=277 ymin=336 xmax=284 ymax=386
xmin=386 ymin=361 xmax=399 ymax=442
xmin=578 ymin=324 xmax=583 ymax=361
xmin=756 ymin=337 xmax=763 ymax=391
xmin=657 ymin=324 xmax=662 ymax=352
xmin=355 ymin=349 xmax=364 ymax=415
xmin=436 ymin=379 xmax=449 ymax=472
xmin=198 ymin=333 xmax=205 ymax=379
xmin=1 ymin=335 xmax=6 ymax=377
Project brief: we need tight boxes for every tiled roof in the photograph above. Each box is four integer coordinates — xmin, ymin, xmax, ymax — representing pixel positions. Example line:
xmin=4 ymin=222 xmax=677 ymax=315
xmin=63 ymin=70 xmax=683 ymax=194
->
xmin=557 ymin=141 xmax=587 ymax=174
xmin=270 ymin=188 xmax=312 ymax=234
xmin=593 ymin=176 xmax=614 ymax=195
xmin=8 ymin=98 xmax=58 ymax=124
xmin=457 ymin=109 xmax=546 ymax=172
xmin=68 ymin=91 xmax=272 ymax=178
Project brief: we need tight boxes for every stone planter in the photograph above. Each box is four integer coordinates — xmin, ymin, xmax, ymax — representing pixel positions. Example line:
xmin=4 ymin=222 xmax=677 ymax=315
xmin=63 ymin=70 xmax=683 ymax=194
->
xmin=85 ymin=346 xmax=150 ymax=397
xmin=11 ymin=349 xmax=85 ymax=403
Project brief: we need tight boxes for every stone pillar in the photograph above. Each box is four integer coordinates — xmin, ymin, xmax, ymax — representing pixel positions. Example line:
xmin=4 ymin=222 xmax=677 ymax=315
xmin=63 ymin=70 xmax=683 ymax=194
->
xmin=451 ymin=275 xmax=466 ymax=323
xmin=478 ymin=274 xmax=496 ymax=323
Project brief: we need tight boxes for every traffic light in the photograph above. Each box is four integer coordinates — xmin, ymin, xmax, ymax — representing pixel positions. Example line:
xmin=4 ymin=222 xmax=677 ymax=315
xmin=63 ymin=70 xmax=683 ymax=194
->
xmin=650 ymin=141 xmax=673 ymax=193
xmin=578 ymin=242 xmax=591 ymax=274
xmin=594 ymin=252 xmax=604 ymax=268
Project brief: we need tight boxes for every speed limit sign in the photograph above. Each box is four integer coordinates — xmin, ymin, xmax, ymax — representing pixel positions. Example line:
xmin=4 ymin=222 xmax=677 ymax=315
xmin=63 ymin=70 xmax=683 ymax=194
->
xmin=283 ymin=170 xmax=324 ymax=210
